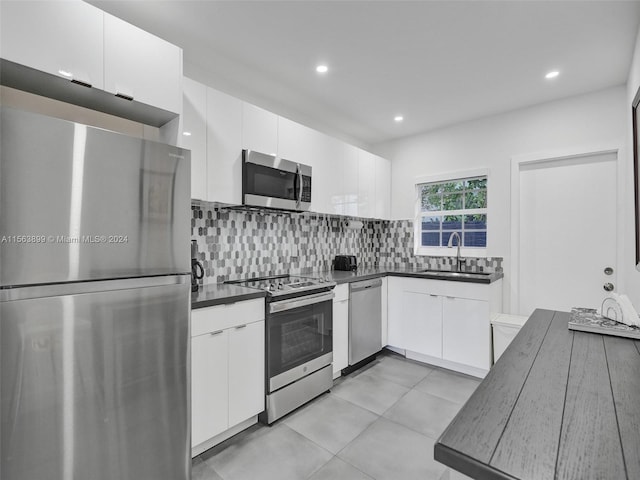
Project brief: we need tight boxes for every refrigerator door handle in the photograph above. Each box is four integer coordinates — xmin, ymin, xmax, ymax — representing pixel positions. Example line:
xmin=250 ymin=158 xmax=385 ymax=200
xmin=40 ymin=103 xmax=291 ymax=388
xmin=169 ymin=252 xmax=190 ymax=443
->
xmin=0 ymin=274 xmax=190 ymax=302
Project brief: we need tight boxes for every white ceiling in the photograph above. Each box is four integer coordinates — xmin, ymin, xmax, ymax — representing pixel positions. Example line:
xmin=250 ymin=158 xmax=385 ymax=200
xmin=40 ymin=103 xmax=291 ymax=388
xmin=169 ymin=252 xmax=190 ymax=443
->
xmin=88 ymin=0 xmax=640 ymax=148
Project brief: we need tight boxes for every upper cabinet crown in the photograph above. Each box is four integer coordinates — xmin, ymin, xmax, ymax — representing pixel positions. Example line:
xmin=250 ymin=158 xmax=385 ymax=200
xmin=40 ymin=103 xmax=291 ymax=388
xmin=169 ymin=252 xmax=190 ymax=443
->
xmin=0 ymin=0 xmax=182 ymax=124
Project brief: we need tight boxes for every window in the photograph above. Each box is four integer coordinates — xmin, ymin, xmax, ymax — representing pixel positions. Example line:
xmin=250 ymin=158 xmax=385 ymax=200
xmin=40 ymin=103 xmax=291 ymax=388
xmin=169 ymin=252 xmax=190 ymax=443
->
xmin=415 ymin=175 xmax=488 ymax=255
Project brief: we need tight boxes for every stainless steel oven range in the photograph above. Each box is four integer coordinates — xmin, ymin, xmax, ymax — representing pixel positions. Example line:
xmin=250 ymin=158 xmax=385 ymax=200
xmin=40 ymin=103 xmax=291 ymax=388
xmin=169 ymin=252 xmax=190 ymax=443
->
xmin=229 ymin=275 xmax=335 ymax=424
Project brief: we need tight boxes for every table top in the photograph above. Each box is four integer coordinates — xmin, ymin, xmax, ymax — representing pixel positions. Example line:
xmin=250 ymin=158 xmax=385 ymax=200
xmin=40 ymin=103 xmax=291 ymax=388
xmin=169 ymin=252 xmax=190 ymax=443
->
xmin=435 ymin=308 xmax=640 ymax=480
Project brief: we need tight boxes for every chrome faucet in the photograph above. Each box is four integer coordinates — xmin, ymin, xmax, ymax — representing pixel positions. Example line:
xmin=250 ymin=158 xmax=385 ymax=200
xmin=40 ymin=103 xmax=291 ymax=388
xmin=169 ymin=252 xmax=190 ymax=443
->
xmin=447 ymin=231 xmax=465 ymax=271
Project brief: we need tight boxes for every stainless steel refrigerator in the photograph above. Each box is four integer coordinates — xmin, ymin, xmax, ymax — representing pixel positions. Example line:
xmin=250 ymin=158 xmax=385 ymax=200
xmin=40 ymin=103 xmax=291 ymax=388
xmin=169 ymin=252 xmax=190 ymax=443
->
xmin=0 ymin=107 xmax=191 ymax=480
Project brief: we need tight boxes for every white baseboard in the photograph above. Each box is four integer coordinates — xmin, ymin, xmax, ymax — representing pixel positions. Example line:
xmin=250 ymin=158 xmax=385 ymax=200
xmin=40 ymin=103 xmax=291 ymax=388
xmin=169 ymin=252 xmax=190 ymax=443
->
xmin=191 ymin=416 xmax=258 ymax=457
xmin=405 ymin=351 xmax=488 ymax=379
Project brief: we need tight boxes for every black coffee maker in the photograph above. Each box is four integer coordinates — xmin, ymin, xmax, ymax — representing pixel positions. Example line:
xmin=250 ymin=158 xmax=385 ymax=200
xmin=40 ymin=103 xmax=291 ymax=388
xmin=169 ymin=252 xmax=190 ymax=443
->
xmin=191 ymin=240 xmax=204 ymax=292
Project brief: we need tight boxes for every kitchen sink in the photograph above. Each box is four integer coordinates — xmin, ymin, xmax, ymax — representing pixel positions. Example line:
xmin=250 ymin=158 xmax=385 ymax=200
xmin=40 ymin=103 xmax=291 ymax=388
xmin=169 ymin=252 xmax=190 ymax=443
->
xmin=418 ymin=269 xmax=493 ymax=278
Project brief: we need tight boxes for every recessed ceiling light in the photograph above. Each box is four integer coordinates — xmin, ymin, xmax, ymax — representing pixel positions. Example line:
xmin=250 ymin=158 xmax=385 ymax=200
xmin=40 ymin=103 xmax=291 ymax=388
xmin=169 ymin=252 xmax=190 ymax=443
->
xmin=58 ymin=69 xmax=73 ymax=78
xmin=394 ymin=115 xmax=404 ymax=122
xmin=545 ymin=71 xmax=559 ymax=79
xmin=316 ymin=65 xmax=328 ymax=74
xmin=182 ymin=131 xmax=192 ymax=136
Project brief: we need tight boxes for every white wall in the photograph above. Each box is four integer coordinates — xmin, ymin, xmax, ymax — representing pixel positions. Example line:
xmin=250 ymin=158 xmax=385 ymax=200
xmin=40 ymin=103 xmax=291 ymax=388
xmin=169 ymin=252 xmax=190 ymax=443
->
xmin=375 ymin=86 xmax=627 ymax=313
xmin=625 ymin=28 xmax=640 ymax=311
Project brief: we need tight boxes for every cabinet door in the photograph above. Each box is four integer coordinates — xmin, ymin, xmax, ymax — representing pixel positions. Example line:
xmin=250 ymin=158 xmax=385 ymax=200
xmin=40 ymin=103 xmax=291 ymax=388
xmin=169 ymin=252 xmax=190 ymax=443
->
xmin=332 ymin=299 xmax=349 ymax=375
xmin=191 ymin=330 xmax=229 ymax=447
xmin=207 ymin=87 xmax=243 ymax=204
xmin=242 ymin=103 xmax=278 ymax=154
xmin=442 ymin=297 xmax=490 ymax=370
xmin=357 ymin=149 xmax=376 ymax=218
xmin=381 ymin=277 xmax=389 ymax=346
xmin=402 ymin=292 xmax=442 ymax=357
xmin=182 ymin=77 xmax=207 ymax=200
xmin=0 ymin=0 xmax=104 ymax=88
xmin=228 ymin=321 xmax=265 ymax=427
xmin=104 ymin=13 xmax=182 ymax=113
xmin=387 ymin=277 xmax=404 ymax=348
xmin=375 ymin=155 xmax=391 ymax=220
xmin=343 ymin=146 xmax=360 ymax=216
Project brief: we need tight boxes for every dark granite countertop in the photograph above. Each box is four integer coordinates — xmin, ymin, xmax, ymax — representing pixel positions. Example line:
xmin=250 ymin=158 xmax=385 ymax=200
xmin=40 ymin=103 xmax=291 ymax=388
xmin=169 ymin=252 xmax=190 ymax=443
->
xmin=191 ymin=267 xmax=503 ymax=308
xmin=310 ymin=267 xmax=503 ymax=285
xmin=434 ymin=309 xmax=640 ymax=480
xmin=191 ymin=283 xmax=266 ymax=309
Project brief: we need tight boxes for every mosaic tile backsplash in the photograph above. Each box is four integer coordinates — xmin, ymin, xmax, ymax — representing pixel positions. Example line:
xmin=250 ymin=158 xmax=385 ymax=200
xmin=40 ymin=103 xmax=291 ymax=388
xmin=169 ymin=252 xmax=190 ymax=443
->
xmin=191 ymin=202 xmax=503 ymax=284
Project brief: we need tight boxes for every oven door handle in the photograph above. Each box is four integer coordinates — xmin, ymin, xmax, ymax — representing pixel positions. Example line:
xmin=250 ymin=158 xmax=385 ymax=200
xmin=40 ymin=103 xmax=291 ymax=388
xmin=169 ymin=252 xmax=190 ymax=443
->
xmin=269 ymin=291 xmax=335 ymax=313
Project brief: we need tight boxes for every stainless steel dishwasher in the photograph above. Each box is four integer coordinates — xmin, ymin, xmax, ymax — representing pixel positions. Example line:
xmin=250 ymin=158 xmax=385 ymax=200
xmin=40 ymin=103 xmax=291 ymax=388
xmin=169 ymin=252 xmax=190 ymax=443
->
xmin=348 ymin=278 xmax=383 ymax=369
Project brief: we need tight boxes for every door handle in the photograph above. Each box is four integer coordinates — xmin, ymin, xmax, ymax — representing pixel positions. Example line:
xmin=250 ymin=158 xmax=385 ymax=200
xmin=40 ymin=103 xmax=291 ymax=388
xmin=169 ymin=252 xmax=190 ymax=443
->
xmin=603 ymin=283 xmax=615 ymax=292
xmin=296 ymin=164 xmax=303 ymax=207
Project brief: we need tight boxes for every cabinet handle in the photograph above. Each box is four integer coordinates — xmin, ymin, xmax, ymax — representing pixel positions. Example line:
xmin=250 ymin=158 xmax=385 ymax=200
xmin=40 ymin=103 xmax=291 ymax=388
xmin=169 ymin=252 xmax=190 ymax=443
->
xmin=235 ymin=324 xmax=247 ymax=329
xmin=446 ymin=296 xmax=455 ymax=300
xmin=71 ymin=79 xmax=92 ymax=88
xmin=429 ymin=294 xmax=438 ymax=297
xmin=209 ymin=330 xmax=223 ymax=336
xmin=115 ymin=92 xmax=134 ymax=101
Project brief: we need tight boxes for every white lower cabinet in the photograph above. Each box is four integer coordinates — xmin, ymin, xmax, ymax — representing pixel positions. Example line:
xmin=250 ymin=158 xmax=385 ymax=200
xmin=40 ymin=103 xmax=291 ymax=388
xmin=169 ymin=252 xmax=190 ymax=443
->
xmin=387 ymin=277 xmax=502 ymax=377
xmin=442 ymin=297 xmax=490 ymax=371
xmin=381 ymin=277 xmax=388 ymax=346
xmin=191 ymin=298 xmax=265 ymax=456
xmin=332 ymin=284 xmax=349 ymax=378
xmin=401 ymin=291 xmax=442 ymax=358
xmin=228 ymin=321 xmax=265 ymax=426
xmin=191 ymin=330 xmax=229 ymax=446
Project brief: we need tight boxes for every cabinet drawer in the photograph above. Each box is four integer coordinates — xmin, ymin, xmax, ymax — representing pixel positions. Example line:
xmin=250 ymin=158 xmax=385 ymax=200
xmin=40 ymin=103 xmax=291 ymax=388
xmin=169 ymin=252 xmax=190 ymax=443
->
xmin=192 ymin=298 xmax=264 ymax=337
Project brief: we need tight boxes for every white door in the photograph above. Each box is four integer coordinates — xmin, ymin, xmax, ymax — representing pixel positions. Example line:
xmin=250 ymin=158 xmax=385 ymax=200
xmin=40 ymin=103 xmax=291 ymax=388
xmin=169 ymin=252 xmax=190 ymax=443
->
xmin=518 ymin=152 xmax=617 ymax=316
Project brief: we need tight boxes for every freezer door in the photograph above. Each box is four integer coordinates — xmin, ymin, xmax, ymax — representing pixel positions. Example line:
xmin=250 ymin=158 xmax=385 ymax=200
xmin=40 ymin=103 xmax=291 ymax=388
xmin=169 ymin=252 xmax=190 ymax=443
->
xmin=0 ymin=278 xmax=190 ymax=480
xmin=0 ymin=107 xmax=190 ymax=286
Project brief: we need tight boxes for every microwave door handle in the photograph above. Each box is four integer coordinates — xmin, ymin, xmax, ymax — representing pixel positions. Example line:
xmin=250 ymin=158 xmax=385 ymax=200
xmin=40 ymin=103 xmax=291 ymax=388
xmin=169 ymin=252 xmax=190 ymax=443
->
xmin=296 ymin=164 xmax=303 ymax=207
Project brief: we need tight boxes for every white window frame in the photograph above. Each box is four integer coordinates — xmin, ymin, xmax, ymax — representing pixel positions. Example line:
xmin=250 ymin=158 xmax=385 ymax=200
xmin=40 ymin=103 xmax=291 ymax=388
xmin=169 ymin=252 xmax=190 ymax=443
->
xmin=414 ymin=169 xmax=489 ymax=257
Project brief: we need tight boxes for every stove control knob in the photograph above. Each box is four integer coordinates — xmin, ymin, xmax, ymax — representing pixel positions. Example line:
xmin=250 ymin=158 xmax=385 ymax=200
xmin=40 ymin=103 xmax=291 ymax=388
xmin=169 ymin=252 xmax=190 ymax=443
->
xmin=268 ymin=283 xmax=276 ymax=291
xmin=278 ymin=282 xmax=284 ymax=289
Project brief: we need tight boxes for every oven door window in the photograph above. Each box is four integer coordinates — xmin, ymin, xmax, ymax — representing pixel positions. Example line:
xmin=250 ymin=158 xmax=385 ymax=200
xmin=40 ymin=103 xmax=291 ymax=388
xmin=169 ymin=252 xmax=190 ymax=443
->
xmin=268 ymin=300 xmax=332 ymax=379
xmin=245 ymin=163 xmax=297 ymax=201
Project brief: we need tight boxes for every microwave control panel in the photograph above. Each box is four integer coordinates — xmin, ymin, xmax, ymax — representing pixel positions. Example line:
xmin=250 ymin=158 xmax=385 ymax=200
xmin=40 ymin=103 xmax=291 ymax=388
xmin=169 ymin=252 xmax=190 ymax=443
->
xmin=301 ymin=177 xmax=312 ymax=202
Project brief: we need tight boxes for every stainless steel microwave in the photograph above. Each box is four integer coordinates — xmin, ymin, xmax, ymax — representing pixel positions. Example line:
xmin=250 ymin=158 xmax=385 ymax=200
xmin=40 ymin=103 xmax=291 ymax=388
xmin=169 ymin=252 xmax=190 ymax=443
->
xmin=242 ymin=149 xmax=312 ymax=211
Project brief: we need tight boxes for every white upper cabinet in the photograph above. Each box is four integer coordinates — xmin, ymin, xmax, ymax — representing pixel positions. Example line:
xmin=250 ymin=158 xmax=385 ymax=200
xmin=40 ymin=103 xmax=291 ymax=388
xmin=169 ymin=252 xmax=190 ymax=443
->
xmin=184 ymin=81 xmax=391 ymax=215
xmin=342 ymin=146 xmax=360 ymax=216
xmin=357 ymin=149 xmax=376 ymax=218
xmin=104 ymin=13 xmax=182 ymax=114
xmin=277 ymin=116 xmax=316 ymax=162
xmin=242 ymin=103 xmax=278 ymax=154
xmin=182 ymin=77 xmax=208 ymax=200
xmin=375 ymin=155 xmax=391 ymax=220
xmin=0 ymin=1 xmax=182 ymax=117
xmin=207 ymin=87 xmax=243 ymax=204
xmin=1 ymin=0 xmax=104 ymax=88
xmin=318 ymin=135 xmax=348 ymax=215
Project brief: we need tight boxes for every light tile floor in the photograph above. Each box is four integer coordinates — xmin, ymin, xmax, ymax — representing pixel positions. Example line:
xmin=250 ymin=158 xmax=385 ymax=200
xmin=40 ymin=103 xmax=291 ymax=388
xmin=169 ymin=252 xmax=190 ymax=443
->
xmin=192 ymin=351 xmax=480 ymax=480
